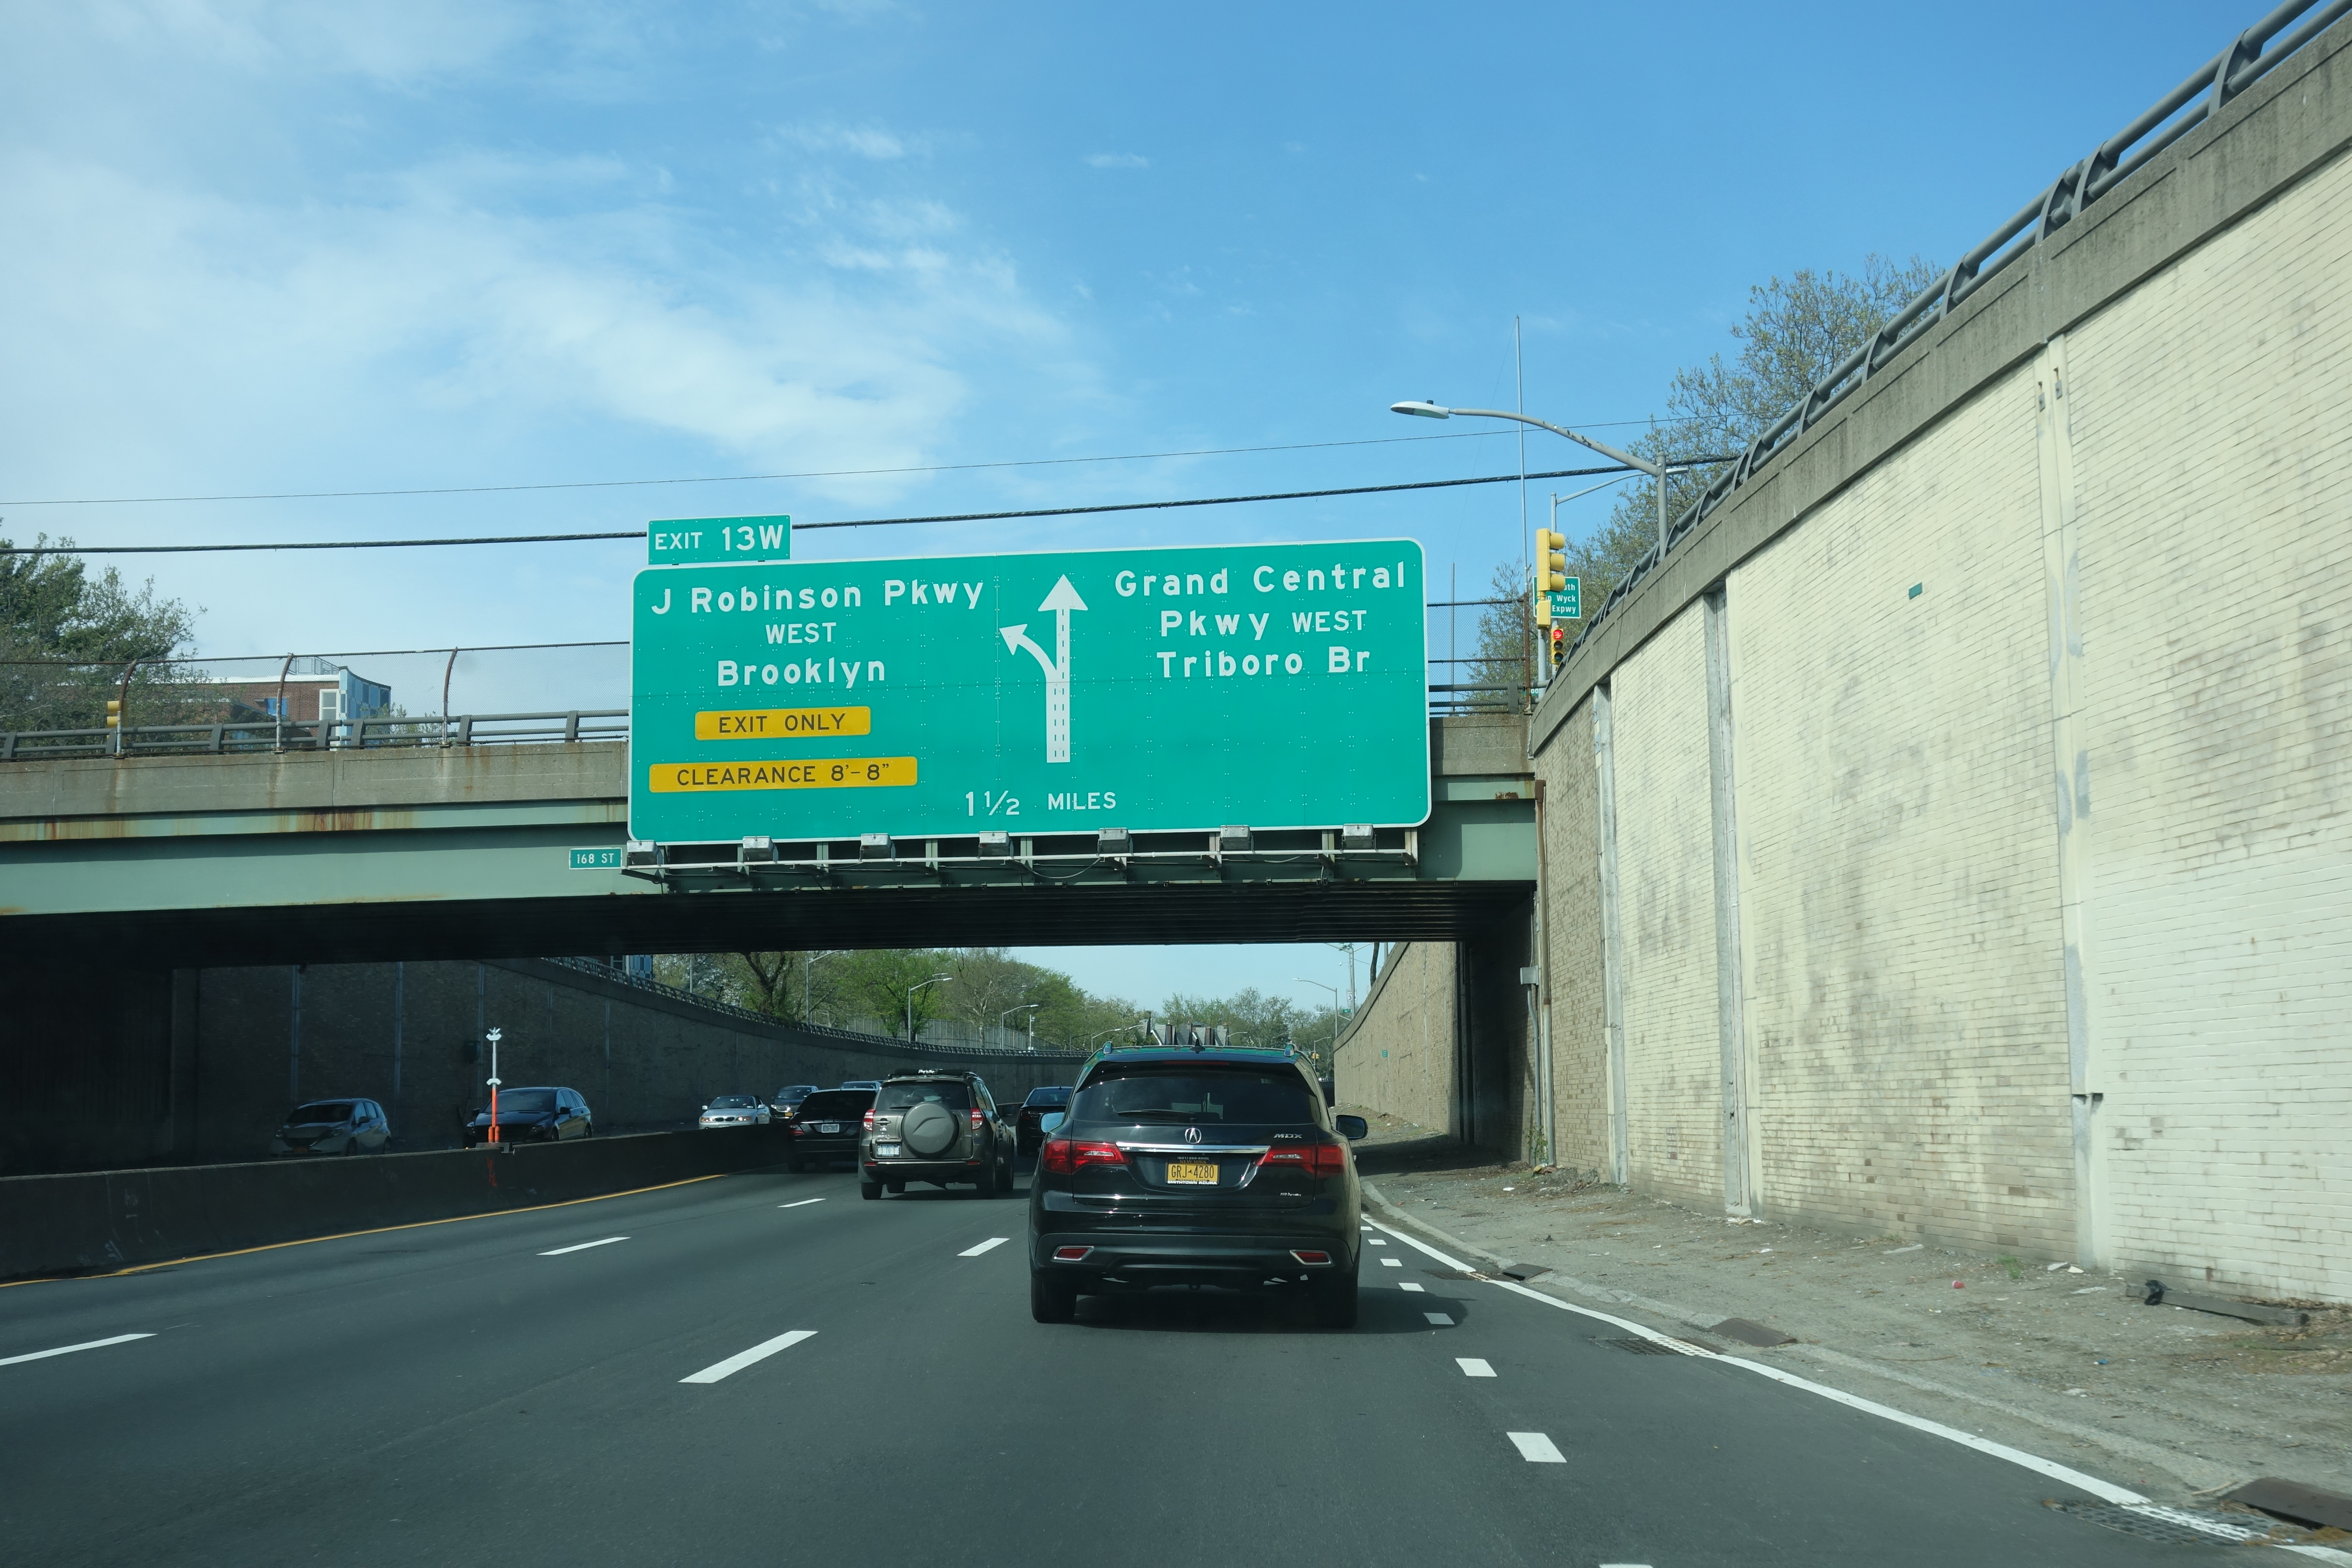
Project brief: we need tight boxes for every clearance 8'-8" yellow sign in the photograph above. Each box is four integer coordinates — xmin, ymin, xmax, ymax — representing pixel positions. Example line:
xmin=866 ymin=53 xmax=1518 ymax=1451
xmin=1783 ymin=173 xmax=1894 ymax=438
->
xmin=628 ymin=540 xmax=1430 ymax=843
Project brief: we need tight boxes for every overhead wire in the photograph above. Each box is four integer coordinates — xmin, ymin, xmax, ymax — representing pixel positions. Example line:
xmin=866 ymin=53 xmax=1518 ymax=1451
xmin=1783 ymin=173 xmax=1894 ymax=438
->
xmin=2 ymin=459 xmax=1733 ymax=556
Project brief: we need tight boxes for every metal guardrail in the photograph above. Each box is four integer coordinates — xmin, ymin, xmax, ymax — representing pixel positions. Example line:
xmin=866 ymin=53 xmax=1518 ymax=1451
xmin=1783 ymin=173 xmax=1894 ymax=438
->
xmin=538 ymin=956 xmax=1092 ymax=1059
xmin=0 ymin=709 xmax=628 ymax=762
xmin=1566 ymin=0 xmax=2352 ymax=665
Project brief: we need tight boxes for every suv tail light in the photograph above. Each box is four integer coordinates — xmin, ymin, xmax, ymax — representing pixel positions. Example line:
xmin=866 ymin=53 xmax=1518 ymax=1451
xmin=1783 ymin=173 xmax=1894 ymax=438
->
xmin=968 ymin=1107 xmax=985 ymax=1130
xmin=1257 ymin=1142 xmax=1345 ymax=1176
xmin=1038 ymin=1138 xmax=1128 ymax=1175
xmin=862 ymin=1109 xmax=876 ymax=1130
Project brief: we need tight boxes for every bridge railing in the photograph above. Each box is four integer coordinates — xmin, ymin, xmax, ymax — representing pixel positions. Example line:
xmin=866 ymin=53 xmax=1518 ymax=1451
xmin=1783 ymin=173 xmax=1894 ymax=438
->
xmin=538 ymin=956 xmax=1092 ymax=1060
xmin=0 ymin=709 xmax=629 ymax=762
xmin=1566 ymin=0 xmax=2352 ymax=665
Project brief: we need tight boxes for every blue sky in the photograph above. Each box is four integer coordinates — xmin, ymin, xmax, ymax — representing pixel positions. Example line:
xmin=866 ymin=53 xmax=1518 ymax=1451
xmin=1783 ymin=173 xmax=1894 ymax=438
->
xmin=0 ymin=0 xmax=2255 ymax=1004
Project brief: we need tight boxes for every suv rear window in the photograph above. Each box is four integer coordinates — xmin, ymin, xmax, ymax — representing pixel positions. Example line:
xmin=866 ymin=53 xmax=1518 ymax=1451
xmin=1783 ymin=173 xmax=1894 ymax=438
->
xmin=1071 ymin=1066 xmax=1313 ymax=1125
xmin=795 ymin=1090 xmax=873 ymax=1118
xmin=1022 ymin=1087 xmax=1071 ymax=1106
xmin=877 ymin=1081 xmax=973 ymax=1113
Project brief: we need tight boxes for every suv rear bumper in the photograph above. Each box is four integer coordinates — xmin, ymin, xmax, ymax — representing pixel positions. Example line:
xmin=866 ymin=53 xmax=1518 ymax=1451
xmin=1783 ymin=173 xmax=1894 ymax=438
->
xmin=864 ymin=1155 xmax=987 ymax=1180
xmin=1030 ymin=1228 xmax=1357 ymax=1289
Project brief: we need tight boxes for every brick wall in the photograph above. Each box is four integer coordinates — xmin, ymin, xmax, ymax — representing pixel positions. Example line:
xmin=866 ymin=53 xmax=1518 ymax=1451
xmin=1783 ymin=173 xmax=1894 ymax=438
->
xmin=1537 ymin=692 xmax=1611 ymax=1178
xmin=2061 ymin=146 xmax=2352 ymax=1302
xmin=1333 ymin=940 xmax=1455 ymax=1135
xmin=1609 ymin=607 xmax=1724 ymax=1207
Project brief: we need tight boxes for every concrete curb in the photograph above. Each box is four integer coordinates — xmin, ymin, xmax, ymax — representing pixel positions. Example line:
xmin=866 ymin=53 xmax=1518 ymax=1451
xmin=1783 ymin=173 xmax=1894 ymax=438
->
xmin=0 ymin=1128 xmax=793 ymax=1282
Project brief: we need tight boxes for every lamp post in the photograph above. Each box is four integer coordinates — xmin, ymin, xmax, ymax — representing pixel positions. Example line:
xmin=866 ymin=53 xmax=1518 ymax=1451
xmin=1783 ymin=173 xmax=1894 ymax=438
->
xmin=1000 ymin=1002 xmax=1043 ymax=1050
xmin=1086 ymin=1018 xmax=1146 ymax=1049
xmin=907 ymin=973 xmax=952 ymax=1042
xmin=801 ymin=950 xmax=836 ymax=1025
xmin=1292 ymin=978 xmax=1342 ymax=1073
xmin=484 ymin=1027 xmax=503 ymax=1146
xmin=1392 ymin=400 xmax=1674 ymax=561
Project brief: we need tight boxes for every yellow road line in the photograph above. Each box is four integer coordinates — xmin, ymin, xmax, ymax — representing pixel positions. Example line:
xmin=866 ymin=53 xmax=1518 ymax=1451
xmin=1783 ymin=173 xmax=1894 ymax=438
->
xmin=1 ymin=1172 xmax=734 ymax=1289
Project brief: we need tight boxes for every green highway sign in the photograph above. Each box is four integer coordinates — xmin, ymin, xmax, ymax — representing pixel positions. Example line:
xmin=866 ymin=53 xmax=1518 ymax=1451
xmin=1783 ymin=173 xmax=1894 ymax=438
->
xmin=649 ymin=515 xmax=793 ymax=567
xmin=568 ymin=846 xmax=623 ymax=870
xmin=1549 ymin=580 xmax=1582 ymax=620
xmin=629 ymin=540 xmax=1430 ymax=843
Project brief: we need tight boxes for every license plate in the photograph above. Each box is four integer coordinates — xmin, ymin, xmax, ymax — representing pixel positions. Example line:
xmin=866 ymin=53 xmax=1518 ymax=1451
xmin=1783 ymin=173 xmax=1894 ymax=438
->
xmin=1165 ymin=1161 xmax=1219 ymax=1185
xmin=817 ymin=1123 xmax=840 ymax=1133
xmin=876 ymin=1142 xmax=902 ymax=1157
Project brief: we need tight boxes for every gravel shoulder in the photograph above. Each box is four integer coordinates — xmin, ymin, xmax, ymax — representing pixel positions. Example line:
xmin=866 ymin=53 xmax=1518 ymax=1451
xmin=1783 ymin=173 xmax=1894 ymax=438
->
xmin=1346 ymin=1110 xmax=2352 ymax=1509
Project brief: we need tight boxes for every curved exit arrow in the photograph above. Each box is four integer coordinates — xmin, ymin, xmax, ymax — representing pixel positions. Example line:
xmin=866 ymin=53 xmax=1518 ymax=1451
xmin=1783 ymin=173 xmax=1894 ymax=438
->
xmin=999 ymin=575 xmax=1087 ymax=763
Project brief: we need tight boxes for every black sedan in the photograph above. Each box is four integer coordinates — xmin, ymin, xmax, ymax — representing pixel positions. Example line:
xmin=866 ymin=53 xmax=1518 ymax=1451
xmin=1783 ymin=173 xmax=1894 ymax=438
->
xmin=1027 ymin=1045 xmax=1366 ymax=1326
xmin=462 ymin=1086 xmax=594 ymax=1147
xmin=1011 ymin=1085 xmax=1072 ymax=1155
xmin=783 ymin=1087 xmax=874 ymax=1172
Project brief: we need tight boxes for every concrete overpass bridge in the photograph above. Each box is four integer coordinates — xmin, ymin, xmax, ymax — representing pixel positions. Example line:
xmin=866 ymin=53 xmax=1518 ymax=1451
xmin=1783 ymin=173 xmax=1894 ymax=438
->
xmin=0 ymin=713 xmax=1535 ymax=966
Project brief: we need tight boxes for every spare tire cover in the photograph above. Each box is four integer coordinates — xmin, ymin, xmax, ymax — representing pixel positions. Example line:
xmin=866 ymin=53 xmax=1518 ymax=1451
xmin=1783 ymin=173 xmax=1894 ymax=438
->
xmin=901 ymin=1101 xmax=959 ymax=1157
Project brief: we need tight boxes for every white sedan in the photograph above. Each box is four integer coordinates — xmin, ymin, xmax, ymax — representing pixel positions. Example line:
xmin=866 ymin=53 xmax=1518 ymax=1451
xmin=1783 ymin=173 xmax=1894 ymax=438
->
xmin=698 ymin=1094 xmax=773 ymax=1129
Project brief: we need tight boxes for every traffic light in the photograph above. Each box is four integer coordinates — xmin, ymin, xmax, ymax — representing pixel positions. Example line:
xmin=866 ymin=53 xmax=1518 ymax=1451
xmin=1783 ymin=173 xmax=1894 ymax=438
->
xmin=1549 ymin=624 xmax=1567 ymax=669
xmin=1534 ymin=593 xmax=1553 ymax=628
xmin=104 ymin=699 xmax=122 ymax=730
xmin=1535 ymin=528 xmax=1568 ymax=593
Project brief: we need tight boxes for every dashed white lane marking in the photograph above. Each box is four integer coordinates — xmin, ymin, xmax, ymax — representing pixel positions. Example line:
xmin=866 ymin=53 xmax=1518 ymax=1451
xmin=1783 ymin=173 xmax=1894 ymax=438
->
xmin=1457 ymin=1358 xmax=1495 ymax=1378
xmin=959 ymin=1237 xmax=1010 ymax=1257
xmin=538 ymin=1237 xmax=629 ymax=1256
xmin=778 ymin=1198 xmax=824 ymax=1209
xmin=1507 ymin=1431 xmax=1565 ymax=1463
xmin=680 ymin=1329 xmax=817 ymax=1384
xmin=1368 ymin=1216 xmax=2150 ymax=1507
xmin=1424 ymin=1312 xmax=1454 ymax=1326
xmin=1367 ymin=1237 xmax=1387 ymax=1245
xmin=1380 ymin=1256 xmax=1402 ymax=1267
xmin=1399 ymin=1282 xmax=1426 ymax=1293
xmin=0 ymin=1333 xmax=154 ymax=1368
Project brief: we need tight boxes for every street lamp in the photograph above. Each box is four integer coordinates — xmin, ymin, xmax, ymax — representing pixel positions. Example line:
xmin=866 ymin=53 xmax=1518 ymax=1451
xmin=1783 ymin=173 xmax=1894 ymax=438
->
xmin=1391 ymin=400 xmax=1675 ymax=562
xmin=1292 ymin=978 xmax=1342 ymax=1071
xmin=801 ymin=950 xmax=837 ymax=1024
xmin=906 ymin=973 xmax=952 ymax=1041
xmin=1086 ymin=1018 xmax=1147 ymax=1049
xmin=1000 ymin=1002 xmax=1043 ymax=1050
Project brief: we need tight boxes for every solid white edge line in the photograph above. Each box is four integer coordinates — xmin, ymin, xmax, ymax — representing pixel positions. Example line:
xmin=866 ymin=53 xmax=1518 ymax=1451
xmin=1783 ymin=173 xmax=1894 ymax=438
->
xmin=537 ymin=1237 xmax=630 ymax=1256
xmin=1507 ymin=1430 xmax=1565 ymax=1463
xmin=1366 ymin=1217 xmax=2147 ymax=1508
xmin=959 ymin=1237 xmax=1011 ymax=1257
xmin=680 ymin=1329 xmax=817 ymax=1384
xmin=778 ymin=1198 xmax=825 ymax=1208
xmin=0 ymin=1332 xmax=155 ymax=1368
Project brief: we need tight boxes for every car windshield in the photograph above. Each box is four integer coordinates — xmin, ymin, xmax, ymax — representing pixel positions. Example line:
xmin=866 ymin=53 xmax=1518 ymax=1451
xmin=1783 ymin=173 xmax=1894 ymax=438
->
xmin=285 ymin=1102 xmax=353 ymax=1124
xmin=1022 ymin=1087 xmax=1071 ymax=1107
xmin=1071 ymin=1067 xmax=1313 ymax=1125
xmin=494 ymin=1090 xmax=557 ymax=1115
xmin=876 ymin=1081 xmax=972 ymax=1112
xmin=794 ymin=1091 xmax=872 ymax=1118
xmin=707 ymin=1096 xmax=761 ymax=1110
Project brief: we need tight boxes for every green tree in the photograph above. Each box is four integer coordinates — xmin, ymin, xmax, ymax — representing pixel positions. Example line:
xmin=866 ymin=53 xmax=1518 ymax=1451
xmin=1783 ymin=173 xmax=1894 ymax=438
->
xmin=1158 ymin=987 xmax=1344 ymax=1072
xmin=838 ymin=948 xmax=956 ymax=1038
xmin=0 ymin=534 xmax=204 ymax=732
xmin=1479 ymin=254 xmax=1944 ymax=677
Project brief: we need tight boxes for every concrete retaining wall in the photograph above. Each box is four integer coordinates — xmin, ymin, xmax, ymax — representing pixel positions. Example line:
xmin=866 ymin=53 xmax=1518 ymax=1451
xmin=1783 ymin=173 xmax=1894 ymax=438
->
xmin=0 ymin=1127 xmax=793 ymax=1282
xmin=1333 ymin=942 xmax=1458 ymax=1134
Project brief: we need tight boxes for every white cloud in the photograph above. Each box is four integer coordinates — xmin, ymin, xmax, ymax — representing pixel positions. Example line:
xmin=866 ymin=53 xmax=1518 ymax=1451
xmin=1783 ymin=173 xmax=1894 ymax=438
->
xmin=1084 ymin=152 xmax=1148 ymax=169
xmin=772 ymin=123 xmax=923 ymax=161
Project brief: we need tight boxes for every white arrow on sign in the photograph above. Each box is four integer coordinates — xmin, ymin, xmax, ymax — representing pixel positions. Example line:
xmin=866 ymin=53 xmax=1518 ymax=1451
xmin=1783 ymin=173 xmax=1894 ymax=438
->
xmin=999 ymin=575 xmax=1087 ymax=763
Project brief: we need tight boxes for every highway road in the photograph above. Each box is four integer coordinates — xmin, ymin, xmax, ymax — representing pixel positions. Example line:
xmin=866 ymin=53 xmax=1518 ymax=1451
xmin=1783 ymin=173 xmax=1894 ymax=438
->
xmin=0 ymin=1161 xmax=2233 ymax=1567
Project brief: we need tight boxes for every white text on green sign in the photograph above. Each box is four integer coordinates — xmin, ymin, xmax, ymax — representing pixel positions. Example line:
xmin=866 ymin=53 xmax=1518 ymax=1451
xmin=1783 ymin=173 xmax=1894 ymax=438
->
xmin=648 ymin=515 xmax=793 ymax=567
xmin=568 ymin=847 xmax=622 ymax=870
xmin=628 ymin=540 xmax=1429 ymax=842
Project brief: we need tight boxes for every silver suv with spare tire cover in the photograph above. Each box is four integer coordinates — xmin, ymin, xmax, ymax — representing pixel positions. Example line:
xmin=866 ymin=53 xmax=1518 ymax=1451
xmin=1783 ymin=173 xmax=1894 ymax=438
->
xmin=861 ymin=1071 xmax=1016 ymax=1199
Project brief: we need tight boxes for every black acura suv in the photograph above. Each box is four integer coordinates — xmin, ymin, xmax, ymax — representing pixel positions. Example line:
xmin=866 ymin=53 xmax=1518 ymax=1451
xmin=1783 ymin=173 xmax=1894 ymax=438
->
xmin=1027 ymin=1043 xmax=1367 ymax=1327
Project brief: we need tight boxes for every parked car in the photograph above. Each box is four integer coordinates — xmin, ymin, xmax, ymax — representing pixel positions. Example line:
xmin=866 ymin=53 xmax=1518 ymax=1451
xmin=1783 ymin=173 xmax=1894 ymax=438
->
xmin=783 ymin=1087 xmax=875 ymax=1172
xmin=698 ymin=1094 xmax=772 ymax=1129
xmin=839 ymin=1079 xmax=882 ymax=1092
xmin=462 ymin=1086 xmax=594 ymax=1147
xmin=1012 ymin=1085 xmax=1073 ymax=1155
xmin=1027 ymin=1043 xmax=1367 ymax=1326
xmin=771 ymin=1084 xmax=820 ymax=1117
xmin=860 ymin=1071 xmax=1014 ymax=1199
xmin=271 ymin=1099 xmax=389 ymax=1157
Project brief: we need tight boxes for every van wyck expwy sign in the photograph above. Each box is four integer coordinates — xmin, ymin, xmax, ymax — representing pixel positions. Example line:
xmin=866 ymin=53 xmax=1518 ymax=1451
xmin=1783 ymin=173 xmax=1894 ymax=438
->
xmin=628 ymin=540 xmax=1430 ymax=843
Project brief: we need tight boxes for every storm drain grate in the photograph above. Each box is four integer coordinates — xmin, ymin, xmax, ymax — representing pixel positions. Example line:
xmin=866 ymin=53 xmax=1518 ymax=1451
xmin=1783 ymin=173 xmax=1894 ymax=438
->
xmin=2045 ymin=1500 xmax=2321 ymax=1547
xmin=1592 ymin=1336 xmax=1684 ymax=1356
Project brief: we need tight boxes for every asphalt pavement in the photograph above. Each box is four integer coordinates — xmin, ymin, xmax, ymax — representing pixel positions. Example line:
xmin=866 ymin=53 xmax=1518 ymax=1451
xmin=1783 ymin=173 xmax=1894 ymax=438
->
xmin=0 ymin=1159 xmax=2243 ymax=1566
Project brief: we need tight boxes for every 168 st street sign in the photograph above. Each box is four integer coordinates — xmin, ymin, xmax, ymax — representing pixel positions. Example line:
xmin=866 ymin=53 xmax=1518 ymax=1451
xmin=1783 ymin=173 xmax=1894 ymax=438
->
xmin=628 ymin=540 xmax=1430 ymax=843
